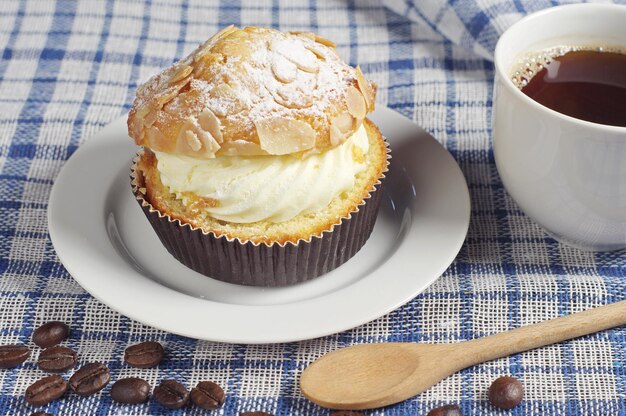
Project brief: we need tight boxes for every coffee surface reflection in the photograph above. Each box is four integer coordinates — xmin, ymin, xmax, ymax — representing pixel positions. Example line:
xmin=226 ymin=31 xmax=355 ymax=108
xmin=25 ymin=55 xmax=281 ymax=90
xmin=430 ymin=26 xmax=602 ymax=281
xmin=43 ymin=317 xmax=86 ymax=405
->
xmin=521 ymin=50 xmax=626 ymax=128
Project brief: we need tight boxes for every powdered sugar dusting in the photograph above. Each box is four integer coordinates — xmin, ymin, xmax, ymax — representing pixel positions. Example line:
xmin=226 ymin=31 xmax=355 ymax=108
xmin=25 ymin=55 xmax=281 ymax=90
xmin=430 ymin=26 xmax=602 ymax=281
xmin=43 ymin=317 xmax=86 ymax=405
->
xmin=192 ymin=30 xmax=352 ymax=135
xmin=129 ymin=26 xmax=372 ymax=158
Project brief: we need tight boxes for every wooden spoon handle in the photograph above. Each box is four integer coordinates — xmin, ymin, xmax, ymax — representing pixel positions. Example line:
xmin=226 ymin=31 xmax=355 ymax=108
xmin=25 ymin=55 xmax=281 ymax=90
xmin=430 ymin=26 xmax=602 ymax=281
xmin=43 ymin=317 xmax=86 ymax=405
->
xmin=456 ymin=300 xmax=626 ymax=367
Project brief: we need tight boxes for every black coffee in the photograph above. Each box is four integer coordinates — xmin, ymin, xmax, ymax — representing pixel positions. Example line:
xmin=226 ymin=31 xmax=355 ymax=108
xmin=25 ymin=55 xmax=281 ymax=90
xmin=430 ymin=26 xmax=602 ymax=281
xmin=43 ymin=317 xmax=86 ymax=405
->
xmin=69 ymin=362 xmax=110 ymax=396
xmin=0 ymin=344 xmax=30 ymax=368
xmin=124 ymin=341 xmax=164 ymax=368
xmin=32 ymin=321 xmax=70 ymax=348
xmin=520 ymin=49 xmax=626 ymax=127
xmin=110 ymin=377 xmax=151 ymax=404
xmin=154 ymin=379 xmax=190 ymax=409
xmin=38 ymin=346 xmax=77 ymax=372
xmin=190 ymin=381 xmax=225 ymax=410
xmin=25 ymin=375 xmax=68 ymax=406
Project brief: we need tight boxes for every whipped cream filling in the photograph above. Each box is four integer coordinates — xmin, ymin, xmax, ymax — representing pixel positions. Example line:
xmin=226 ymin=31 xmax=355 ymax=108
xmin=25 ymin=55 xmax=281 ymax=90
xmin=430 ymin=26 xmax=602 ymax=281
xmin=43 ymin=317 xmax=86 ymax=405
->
xmin=154 ymin=124 xmax=369 ymax=223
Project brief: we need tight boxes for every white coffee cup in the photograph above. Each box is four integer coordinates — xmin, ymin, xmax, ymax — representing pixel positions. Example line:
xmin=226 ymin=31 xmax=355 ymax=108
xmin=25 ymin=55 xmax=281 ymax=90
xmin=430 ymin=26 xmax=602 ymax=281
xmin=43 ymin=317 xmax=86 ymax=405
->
xmin=493 ymin=4 xmax=626 ymax=251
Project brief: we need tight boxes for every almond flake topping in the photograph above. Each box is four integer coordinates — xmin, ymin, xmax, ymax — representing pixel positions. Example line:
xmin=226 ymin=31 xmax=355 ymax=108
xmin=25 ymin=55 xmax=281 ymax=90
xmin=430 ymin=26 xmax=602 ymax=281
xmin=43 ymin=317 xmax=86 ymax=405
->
xmin=255 ymin=118 xmax=316 ymax=155
xmin=271 ymin=55 xmax=298 ymax=83
xmin=170 ymin=65 xmax=193 ymax=84
xmin=129 ymin=26 xmax=377 ymax=158
xmin=270 ymin=38 xmax=319 ymax=73
xmin=346 ymin=85 xmax=366 ymax=120
xmin=315 ymin=34 xmax=336 ymax=48
xmin=197 ymin=108 xmax=223 ymax=143
xmin=355 ymin=66 xmax=373 ymax=110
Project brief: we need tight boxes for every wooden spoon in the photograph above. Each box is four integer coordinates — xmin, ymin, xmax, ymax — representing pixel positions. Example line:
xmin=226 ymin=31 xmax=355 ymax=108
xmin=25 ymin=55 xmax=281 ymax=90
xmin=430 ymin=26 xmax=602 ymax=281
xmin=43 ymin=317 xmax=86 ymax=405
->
xmin=300 ymin=300 xmax=626 ymax=410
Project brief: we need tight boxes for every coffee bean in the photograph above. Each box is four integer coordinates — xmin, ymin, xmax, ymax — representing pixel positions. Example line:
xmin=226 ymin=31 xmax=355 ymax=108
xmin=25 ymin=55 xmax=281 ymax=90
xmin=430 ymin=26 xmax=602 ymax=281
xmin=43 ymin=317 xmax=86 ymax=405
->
xmin=30 ymin=412 xmax=53 ymax=416
xmin=69 ymin=362 xmax=110 ymax=396
xmin=25 ymin=375 xmax=68 ymax=406
xmin=427 ymin=404 xmax=462 ymax=416
xmin=32 ymin=321 xmax=69 ymax=348
xmin=190 ymin=380 xmax=225 ymax=410
xmin=38 ymin=346 xmax=77 ymax=372
xmin=330 ymin=412 xmax=365 ymax=416
xmin=0 ymin=344 xmax=30 ymax=368
xmin=153 ymin=379 xmax=189 ymax=409
xmin=124 ymin=341 xmax=164 ymax=368
xmin=488 ymin=376 xmax=524 ymax=409
xmin=110 ymin=377 xmax=150 ymax=404
xmin=239 ymin=412 xmax=273 ymax=416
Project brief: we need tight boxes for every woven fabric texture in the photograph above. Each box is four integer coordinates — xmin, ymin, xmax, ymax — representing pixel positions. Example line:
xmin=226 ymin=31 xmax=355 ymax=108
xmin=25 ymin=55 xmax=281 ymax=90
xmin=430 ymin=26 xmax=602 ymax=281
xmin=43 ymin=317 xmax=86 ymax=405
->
xmin=0 ymin=0 xmax=625 ymax=415
xmin=383 ymin=0 xmax=626 ymax=59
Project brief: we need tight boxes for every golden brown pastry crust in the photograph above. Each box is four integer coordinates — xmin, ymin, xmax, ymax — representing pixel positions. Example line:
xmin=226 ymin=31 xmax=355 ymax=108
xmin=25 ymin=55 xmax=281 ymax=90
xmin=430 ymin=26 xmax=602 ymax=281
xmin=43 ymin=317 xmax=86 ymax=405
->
xmin=127 ymin=26 xmax=377 ymax=159
xmin=132 ymin=119 xmax=388 ymax=245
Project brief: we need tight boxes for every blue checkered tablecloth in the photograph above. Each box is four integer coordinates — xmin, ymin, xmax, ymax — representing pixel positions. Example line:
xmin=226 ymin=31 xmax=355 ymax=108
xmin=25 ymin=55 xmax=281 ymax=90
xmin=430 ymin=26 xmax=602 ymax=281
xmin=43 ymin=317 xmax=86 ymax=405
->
xmin=1 ymin=0 xmax=625 ymax=414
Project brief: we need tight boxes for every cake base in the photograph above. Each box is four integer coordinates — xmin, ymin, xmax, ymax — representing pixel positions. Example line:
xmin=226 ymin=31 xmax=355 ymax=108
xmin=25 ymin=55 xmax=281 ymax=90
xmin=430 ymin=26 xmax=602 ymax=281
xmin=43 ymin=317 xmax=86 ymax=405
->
xmin=131 ymin=119 xmax=388 ymax=286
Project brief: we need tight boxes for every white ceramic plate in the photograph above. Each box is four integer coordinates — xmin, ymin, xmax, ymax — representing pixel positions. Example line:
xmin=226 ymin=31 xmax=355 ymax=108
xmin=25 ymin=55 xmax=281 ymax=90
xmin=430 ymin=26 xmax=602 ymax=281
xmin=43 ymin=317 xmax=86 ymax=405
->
xmin=48 ymin=106 xmax=470 ymax=344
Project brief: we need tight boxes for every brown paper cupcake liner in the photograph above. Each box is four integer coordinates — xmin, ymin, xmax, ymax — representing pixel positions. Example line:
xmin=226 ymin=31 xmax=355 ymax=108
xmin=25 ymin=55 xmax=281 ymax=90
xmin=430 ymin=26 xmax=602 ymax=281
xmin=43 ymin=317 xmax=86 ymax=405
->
xmin=130 ymin=147 xmax=388 ymax=287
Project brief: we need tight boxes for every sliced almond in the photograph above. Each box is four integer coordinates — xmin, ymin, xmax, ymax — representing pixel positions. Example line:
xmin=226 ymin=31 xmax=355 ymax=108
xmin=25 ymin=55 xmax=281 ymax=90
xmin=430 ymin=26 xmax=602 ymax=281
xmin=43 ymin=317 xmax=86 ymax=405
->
xmin=196 ymin=128 xmax=221 ymax=157
xmin=213 ymin=24 xmax=237 ymax=41
xmin=255 ymin=118 xmax=316 ymax=155
xmin=354 ymin=116 xmax=364 ymax=131
xmin=272 ymin=55 xmax=298 ymax=83
xmin=172 ymin=76 xmax=192 ymax=95
xmin=270 ymin=38 xmax=319 ymax=73
xmin=176 ymin=121 xmax=196 ymax=154
xmin=217 ymin=140 xmax=268 ymax=156
xmin=146 ymin=126 xmax=170 ymax=152
xmin=220 ymin=35 xmax=251 ymax=57
xmin=355 ymin=66 xmax=373 ymax=110
xmin=185 ymin=130 xmax=202 ymax=151
xmin=135 ymin=105 xmax=150 ymax=120
xmin=194 ymin=25 xmax=237 ymax=62
xmin=155 ymin=87 xmax=179 ymax=108
xmin=315 ymin=34 xmax=336 ymax=48
xmin=136 ymin=82 xmax=149 ymax=97
xmin=329 ymin=124 xmax=345 ymax=147
xmin=304 ymin=43 xmax=327 ymax=60
xmin=170 ymin=65 xmax=193 ymax=84
xmin=210 ymin=83 xmax=237 ymax=100
xmin=192 ymin=56 xmax=210 ymax=77
xmin=135 ymin=105 xmax=155 ymax=129
xmin=272 ymin=84 xmax=314 ymax=109
xmin=176 ymin=117 xmax=221 ymax=158
xmin=193 ymin=49 xmax=213 ymax=67
xmin=197 ymin=108 xmax=223 ymax=143
xmin=162 ymin=86 xmax=201 ymax=116
xmin=331 ymin=112 xmax=354 ymax=134
xmin=346 ymin=85 xmax=366 ymax=120
xmin=143 ymin=107 xmax=159 ymax=128
xmin=209 ymin=83 xmax=246 ymax=114
xmin=290 ymin=31 xmax=316 ymax=41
